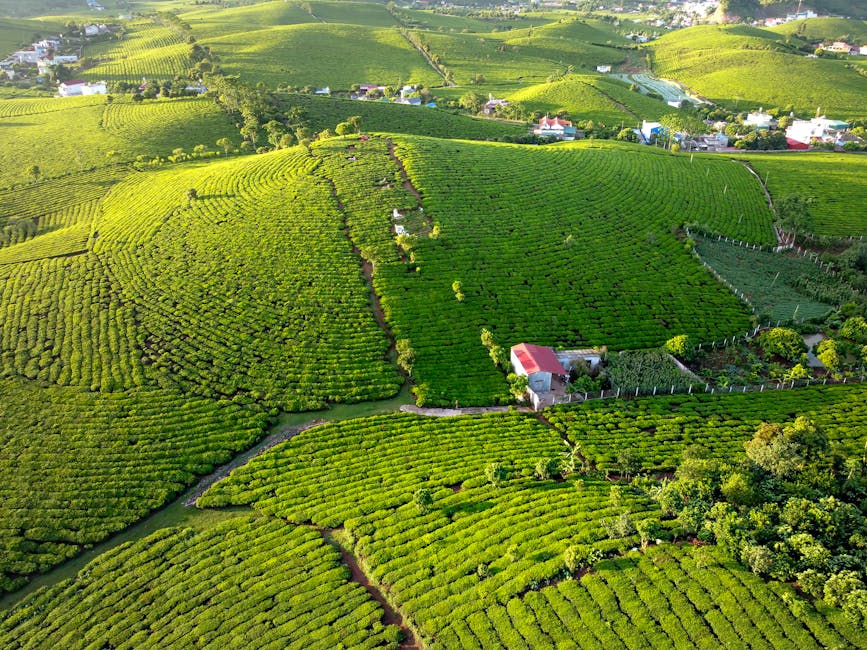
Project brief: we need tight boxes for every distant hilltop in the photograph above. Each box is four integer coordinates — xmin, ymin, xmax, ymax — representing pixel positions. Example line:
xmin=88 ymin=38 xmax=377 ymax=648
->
xmin=714 ymin=0 xmax=867 ymax=22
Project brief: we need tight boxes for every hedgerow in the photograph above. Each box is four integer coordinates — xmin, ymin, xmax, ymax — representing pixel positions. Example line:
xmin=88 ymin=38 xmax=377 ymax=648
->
xmin=547 ymin=383 xmax=867 ymax=472
xmin=0 ymin=377 xmax=268 ymax=594
xmin=0 ymin=516 xmax=399 ymax=648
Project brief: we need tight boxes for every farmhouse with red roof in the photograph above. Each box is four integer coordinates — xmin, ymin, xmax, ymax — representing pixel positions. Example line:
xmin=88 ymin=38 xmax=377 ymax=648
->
xmin=510 ymin=343 xmax=567 ymax=393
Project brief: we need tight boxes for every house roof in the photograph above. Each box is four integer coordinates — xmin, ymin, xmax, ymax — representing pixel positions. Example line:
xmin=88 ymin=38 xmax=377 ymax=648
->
xmin=62 ymin=80 xmax=86 ymax=86
xmin=512 ymin=343 xmax=566 ymax=375
xmin=539 ymin=116 xmax=572 ymax=128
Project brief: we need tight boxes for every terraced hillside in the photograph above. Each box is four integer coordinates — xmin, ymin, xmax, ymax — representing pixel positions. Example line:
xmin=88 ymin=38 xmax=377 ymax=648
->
xmin=767 ymin=17 xmax=867 ymax=45
xmin=647 ymin=25 xmax=867 ymax=119
xmin=279 ymin=93 xmax=526 ymax=141
xmin=548 ymin=383 xmax=867 ymax=472
xmin=737 ymin=153 xmax=867 ymax=238
xmin=0 ymin=377 xmax=268 ymax=594
xmin=333 ymin=136 xmax=773 ymax=405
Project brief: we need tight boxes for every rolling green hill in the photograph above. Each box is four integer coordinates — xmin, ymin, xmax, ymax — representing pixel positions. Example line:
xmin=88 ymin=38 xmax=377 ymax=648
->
xmin=768 ymin=17 xmax=867 ymax=45
xmin=648 ymin=24 xmax=867 ymax=119
xmin=507 ymin=73 xmax=671 ymax=123
xmin=202 ymin=22 xmax=441 ymax=89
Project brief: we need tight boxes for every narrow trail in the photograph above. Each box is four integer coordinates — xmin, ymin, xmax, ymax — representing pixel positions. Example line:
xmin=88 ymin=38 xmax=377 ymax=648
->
xmin=321 ymin=530 xmax=422 ymax=650
xmin=533 ymin=412 xmax=598 ymax=472
xmin=736 ymin=160 xmax=791 ymax=249
xmin=401 ymin=404 xmax=531 ymax=417
xmin=576 ymin=78 xmax=638 ymax=121
xmin=321 ymin=173 xmax=396 ymax=356
xmin=387 ymin=140 xmax=426 ymax=213
xmin=399 ymin=30 xmax=452 ymax=86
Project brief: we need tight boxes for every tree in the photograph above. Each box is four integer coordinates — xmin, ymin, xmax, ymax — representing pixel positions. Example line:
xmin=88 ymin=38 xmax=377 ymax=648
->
xmin=395 ymin=339 xmax=415 ymax=376
xmin=452 ymin=279 xmax=464 ymax=302
xmin=816 ymin=339 xmax=840 ymax=373
xmin=216 ymin=137 xmax=232 ymax=156
xmin=506 ymin=373 xmax=528 ymax=400
xmin=26 ymin=165 xmax=40 ymax=183
xmin=617 ymin=449 xmax=641 ymax=480
xmin=185 ymin=187 xmax=198 ymax=203
xmin=758 ymin=327 xmax=806 ymax=361
xmin=414 ymin=488 xmax=433 ymax=513
xmin=347 ymin=115 xmax=362 ymax=133
xmin=664 ymin=334 xmax=693 ymax=360
xmin=335 ymin=122 xmax=353 ymax=136
xmin=263 ymin=120 xmax=286 ymax=148
xmin=459 ymin=92 xmax=484 ymax=113
xmin=485 ymin=462 xmax=507 ymax=487
xmin=534 ymin=457 xmax=559 ymax=480
xmin=776 ymin=195 xmax=815 ymax=237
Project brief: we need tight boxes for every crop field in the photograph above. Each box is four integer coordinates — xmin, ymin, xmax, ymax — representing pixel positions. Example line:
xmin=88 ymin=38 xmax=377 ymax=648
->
xmin=203 ymin=23 xmax=441 ymax=89
xmin=93 ymin=146 xmax=400 ymax=409
xmin=507 ymin=74 xmax=670 ymax=123
xmin=0 ymin=376 xmax=268 ymax=593
xmin=0 ymin=17 xmax=62 ymax=54
xmin=547 ymin=383 xmax=867 ymax=472
xmin=351 ymin=135 xmax=773 ymax=405
xmin=738 ymin=153 xmax=867 ymax=238
xmin=647 ymin=25 xmax=867 ymax=118
xmin=195 ymin=408 xmax=865 ymax=647
xmin=0 ymin=516 xmax=399 ymax=648
xmin=80 ymin=20 xmax=193 ymax=83
xmin=279 ymin=93 xmax=526 ymax=140
xmin=0 ymin=96 xmax=234 ymax=187
xmin=693 ymin=236 xmax=850 ymax=322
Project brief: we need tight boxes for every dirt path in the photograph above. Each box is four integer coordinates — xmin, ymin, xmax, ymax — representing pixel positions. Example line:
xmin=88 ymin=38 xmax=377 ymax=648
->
xmin=185 ymin=421 xmax=320 ymax=506
xmin=401 ymin=404 xmax=531 ymax=417
xmin=736 ymin=160 xmax=790 ymax=249
xmin=322 ymin=530 xmax=422 ymax=649
xmin=387 ymin=139 xmax=424 ymax=204
xmin=400 ymin=30 xmax=452 ymax=86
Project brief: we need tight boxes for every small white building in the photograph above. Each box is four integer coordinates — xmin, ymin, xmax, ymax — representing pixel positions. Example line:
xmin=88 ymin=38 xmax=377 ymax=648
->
xmin=534 ymin=116 xmax=577 ymax=140
xmin=511 ymin=343 xmax=568 ymax=393
xmin=13 ymin=50 xmax=39 ymax=64
xmin=744 ymin=109 xmax=774 ymax=129
xmin=84 ymin=25 xmax=100 ymax=37
xmin=641 ymin=120 xmax=662 ymax=142
xmin=596 ymin=64 xmax=612 ymax=73
xmin=58 ymin=80 xmax=106 ymax=96
xmin=314 ymin=86 xmax=330 ymax=95
xmin=786 ymin=116 xmax=849 ymax=145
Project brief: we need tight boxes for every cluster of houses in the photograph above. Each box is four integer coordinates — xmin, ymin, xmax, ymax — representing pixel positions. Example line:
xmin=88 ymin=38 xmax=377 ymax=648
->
xmin=1 ymin=25 xmax=109 ymax=84
xmin=818 ymin=41 xmax=867 ymax=56
xmin=533 ymin=116 xmax=579 ymax=141
xmin=346 ymin=84 xmax=437 ymax=107
xmin=58 ymin=79 xmax=107 ymax=97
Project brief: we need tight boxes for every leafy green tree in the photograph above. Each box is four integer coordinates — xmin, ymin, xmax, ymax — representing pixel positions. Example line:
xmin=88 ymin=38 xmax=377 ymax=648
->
xmin=185 ymin=187 xmax=198 ymax=202
xmin=459 ymin=92 xmax=484 ymax=113
xmin=840 ymin=316 xmax=867 ymax=344
xmin=26 ymin=165 xmax=40 ymax=183
xmin=816 ymin=339 xmax=840 ymax=373
xmin=617 ymin=449 xmax=641 ymax=480
xmin=263 ymin=120 xmax=286 ymax=148
xmin=216 ymin=137 xmax=232 ymax=156
xmin=758 ymin=327 xmax=806 ymax=360
xmin=776 ymin=195 xmax=815 ymax=237
xmin=506 ymin=373 xmax=528 ymax=400
xmin=664 ymin=334 xmax=693 ymax=360
xmin=335 ymin=122 xmax=353 ymax=136
xmin=414 ymin=487 xmax=433 ymax=513
xmin=484 ymin=462 xmax=507 ymax=487
xmin=395 ymin=339 xmax=415 ymax=376
xmin=534 ymin=457 xmax=559 ymax=480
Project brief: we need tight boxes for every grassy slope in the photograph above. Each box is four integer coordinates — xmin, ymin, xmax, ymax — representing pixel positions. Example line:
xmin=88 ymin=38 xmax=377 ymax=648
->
xmin=0 ymin=95 xmax=235 ymax=188
xmin=648 ymin=24 xmax=867 ymax=119
xmin=202 ymin=22 xmax=441 ymax=89
xmin=179 ymin=0 xmax=317 ymax=39
xmin=80 ymin=19 xmax=193 ymax=83
xmin=323 ymin=136 xmax=772 ymax=405
xmin=737 ymin=152 xmax=867 ymax=237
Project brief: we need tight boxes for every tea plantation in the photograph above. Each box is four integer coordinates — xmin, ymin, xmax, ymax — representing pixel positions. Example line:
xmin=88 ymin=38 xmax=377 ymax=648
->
xmin=369 ymin=135 xmax=773 ymax=404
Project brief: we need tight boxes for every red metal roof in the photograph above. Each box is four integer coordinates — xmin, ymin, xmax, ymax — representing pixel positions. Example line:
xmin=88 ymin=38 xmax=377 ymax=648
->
xmin=786 ymin=138 xmax=809 ymax=150
xmin=511 ymin=343 xmax=566 ymax=375
xmin=539 ymin=116 xmax=572 ymax=128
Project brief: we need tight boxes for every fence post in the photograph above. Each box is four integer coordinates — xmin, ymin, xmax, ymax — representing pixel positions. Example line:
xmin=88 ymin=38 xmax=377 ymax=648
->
xmin=635 ymin=387 xmax=639 ymax=397
xmin=653 ymin=386 xmax=657 ymax=396
xmin=760 ymin=384 xmax=764 ymax=392
xmin=688 ymin=385 xmax=693 ymax=394
xmin=671 ymin=385 xmax=675 ymax=394
xmin=617 ymin=388 xmax=621 ymax=398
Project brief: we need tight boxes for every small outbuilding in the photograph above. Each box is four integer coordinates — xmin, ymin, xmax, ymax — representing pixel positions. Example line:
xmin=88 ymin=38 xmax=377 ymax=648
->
xmin=510 ymin=343 xmax=567 ymax=393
